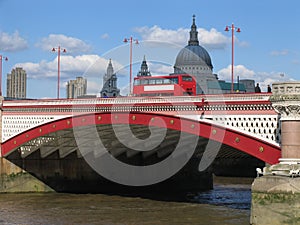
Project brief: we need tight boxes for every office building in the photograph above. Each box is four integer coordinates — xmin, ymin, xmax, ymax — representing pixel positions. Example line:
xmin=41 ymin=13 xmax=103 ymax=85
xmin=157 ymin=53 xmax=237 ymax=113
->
xmin=66 ymin=76 xmax=87 ymax=98
xmin=6 ymin=67 xmax=27 ymax=99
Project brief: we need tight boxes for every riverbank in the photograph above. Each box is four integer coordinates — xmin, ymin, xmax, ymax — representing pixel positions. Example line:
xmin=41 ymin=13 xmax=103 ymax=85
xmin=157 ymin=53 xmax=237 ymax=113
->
xmin=0 ymin=158 xmax=53 ymax=193
xmin=0 ymin=172 xmax=53 ymax=193
xmin=251 ymin=176 xmax=300 ymax=225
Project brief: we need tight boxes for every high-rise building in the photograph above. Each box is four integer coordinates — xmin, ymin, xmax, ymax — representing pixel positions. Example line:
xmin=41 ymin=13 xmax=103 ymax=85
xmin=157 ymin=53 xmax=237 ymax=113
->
xmin=6 ymin=67 xmax=27 ymax=99
xmin=66 ymin=76 xmax=87 ymax=98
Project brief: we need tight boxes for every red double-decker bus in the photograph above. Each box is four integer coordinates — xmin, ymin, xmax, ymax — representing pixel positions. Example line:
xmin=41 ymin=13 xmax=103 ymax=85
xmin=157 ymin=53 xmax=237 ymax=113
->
xmin=133 ymin=74 xmax=196 ymax=97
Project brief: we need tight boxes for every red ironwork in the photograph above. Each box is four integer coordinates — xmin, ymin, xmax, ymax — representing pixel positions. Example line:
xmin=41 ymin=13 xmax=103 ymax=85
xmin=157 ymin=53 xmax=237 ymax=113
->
xmin=1 ymin=112 xmax=281 ymax=164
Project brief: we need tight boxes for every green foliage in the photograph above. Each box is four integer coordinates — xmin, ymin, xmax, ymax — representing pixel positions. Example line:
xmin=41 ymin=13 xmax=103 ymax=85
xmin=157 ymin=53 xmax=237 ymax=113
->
xmin=252 ymin=192 xmax=299 ymax=205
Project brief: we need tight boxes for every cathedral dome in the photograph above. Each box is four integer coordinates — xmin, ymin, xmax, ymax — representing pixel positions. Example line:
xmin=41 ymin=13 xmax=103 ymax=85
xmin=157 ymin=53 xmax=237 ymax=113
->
xmin=175 ymin=45 xmax=213 ymax=69
xmin=174 ymin=15 xmax=213 ymax=73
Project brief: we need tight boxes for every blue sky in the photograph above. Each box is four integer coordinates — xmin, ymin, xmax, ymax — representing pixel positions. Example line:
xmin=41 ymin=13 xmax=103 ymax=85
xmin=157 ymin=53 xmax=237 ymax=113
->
xmin=1 ymin=0 xmax=299 ymax=98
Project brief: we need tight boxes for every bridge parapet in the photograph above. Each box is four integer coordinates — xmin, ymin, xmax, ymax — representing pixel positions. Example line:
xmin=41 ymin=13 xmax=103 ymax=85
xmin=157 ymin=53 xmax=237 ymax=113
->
xmin=1 ymin=93 xmax=279 ymax=145
xmin=2 ymin=93 xmax=272 ymax=107
xmin=271 ymin=82 xmax=300 ymax=121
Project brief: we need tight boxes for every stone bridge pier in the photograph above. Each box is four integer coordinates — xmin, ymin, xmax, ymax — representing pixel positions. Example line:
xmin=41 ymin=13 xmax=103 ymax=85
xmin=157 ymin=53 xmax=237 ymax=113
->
xmin=251 ymin=82 xmax=300 ymax=225
xmin=0 ymin=96 xmax=52 ymax=192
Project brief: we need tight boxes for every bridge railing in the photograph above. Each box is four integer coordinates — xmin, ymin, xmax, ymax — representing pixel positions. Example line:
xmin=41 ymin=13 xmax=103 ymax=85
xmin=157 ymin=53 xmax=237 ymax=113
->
xmin=2 ymin=93 xmax=272 ymax=107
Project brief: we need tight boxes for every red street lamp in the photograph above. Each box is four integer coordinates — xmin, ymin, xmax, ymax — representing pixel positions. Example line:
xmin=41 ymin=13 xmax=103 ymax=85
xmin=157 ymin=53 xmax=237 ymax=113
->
xmin=123 ymin=37 xmax=139 ymax=95
xmin=0 ymin=55 xmax=8 ymax=96
xmin=52 ymin=46 xmax=67 ymax=99
xmin=225 ymin=23 xmax=241 ymax=93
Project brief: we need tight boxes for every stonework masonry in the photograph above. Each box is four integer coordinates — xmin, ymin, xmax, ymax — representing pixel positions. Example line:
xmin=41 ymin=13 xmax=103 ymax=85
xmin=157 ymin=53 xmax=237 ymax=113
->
xmin=251 ymin=176 xmax=300 ymax=225
xmin=251 ymin=81 xmax=300 ymax=224
xmin=0 ymin=96 xmax=52 ymax=192
xmin=271 ymin=82 xmax=300 ymax=159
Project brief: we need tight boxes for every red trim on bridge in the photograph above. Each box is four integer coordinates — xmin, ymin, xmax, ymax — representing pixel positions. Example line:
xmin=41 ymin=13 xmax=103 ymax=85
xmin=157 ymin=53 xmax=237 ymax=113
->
xmin=1 ymin=112 xmax=281 ymax=164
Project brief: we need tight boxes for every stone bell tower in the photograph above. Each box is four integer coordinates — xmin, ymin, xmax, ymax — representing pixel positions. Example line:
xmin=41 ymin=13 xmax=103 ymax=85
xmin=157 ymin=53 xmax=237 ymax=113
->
xmin=100 ymin=59 xmax=120 ymax=97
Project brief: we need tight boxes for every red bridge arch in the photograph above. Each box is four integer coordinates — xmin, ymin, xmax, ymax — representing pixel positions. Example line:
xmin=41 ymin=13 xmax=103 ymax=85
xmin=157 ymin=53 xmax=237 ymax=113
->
xmin=1 ymin=112 xmax=281 ymax=164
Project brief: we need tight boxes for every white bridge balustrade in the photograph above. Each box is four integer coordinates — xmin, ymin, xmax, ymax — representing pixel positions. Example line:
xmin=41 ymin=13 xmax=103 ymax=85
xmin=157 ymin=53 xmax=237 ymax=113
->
xmin=1 ymin=93 xmax=280 ymax=151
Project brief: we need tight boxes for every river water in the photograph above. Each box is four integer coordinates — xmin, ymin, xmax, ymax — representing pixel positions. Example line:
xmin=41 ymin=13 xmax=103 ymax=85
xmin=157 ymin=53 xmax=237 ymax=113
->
xmin=0 ymin=177 xmax=252 ymax=225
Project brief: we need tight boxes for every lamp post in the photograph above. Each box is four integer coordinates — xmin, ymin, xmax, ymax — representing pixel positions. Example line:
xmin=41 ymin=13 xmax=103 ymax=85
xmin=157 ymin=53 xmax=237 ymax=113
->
xmin=52 ymin=46 xmax=67 ymax=99
xmin=123 ymin=37 xmax=138 ymax=95
xmin=225 ymin=23 xmax=241 ymax=93
xmin=0 ymin=55 xmax=8 ymax=96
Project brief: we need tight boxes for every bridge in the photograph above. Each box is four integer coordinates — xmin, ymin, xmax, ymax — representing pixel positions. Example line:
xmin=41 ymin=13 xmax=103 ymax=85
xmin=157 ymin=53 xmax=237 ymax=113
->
xmin=0 ymin=93 xmax=281 ymax=192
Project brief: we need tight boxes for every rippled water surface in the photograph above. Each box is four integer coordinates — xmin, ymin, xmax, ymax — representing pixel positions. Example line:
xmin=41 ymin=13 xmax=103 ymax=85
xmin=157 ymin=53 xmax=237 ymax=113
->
xmin=0 ymin=177 xmax=252 ymax=225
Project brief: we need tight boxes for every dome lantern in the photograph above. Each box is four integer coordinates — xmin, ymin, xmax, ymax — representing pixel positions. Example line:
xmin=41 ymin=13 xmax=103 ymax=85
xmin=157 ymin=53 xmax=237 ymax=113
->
xmin=188 ymin=15 xmax=199 ymax=46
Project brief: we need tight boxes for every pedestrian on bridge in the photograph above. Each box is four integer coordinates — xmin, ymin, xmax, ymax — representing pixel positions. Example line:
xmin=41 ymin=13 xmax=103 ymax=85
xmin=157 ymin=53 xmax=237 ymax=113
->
xmin=255 ymin=83 xmax=261 ymax=93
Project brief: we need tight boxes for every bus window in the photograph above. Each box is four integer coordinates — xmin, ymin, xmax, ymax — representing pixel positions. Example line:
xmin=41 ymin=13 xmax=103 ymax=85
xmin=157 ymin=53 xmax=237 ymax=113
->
xmin=156 ymin=79 xmax=163 ymax=84
xmin=163 ymin=79 xmax=171 ymax=84
xmin=170 ymin=77 xmax=179 ymax=84
xmin=141 ymin=79 xmax=149 ymax=85
xmin=149 ymin=79 xmax=156 ymax=84
xmin=182 ymin=76 xmax=193 ymax=81
xmin=134 ymin=80 xmax=140 ymax=85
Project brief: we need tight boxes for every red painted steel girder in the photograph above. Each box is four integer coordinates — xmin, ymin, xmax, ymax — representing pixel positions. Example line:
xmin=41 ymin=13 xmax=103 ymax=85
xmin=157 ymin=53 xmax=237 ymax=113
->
xmin=1 ymin=112 xmax=281 ymax=164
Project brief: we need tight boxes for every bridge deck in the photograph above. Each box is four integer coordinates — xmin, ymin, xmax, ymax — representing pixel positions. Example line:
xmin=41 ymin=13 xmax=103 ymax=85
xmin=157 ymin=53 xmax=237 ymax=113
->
xmin=1 ymin=93 xmax=281 ymax=164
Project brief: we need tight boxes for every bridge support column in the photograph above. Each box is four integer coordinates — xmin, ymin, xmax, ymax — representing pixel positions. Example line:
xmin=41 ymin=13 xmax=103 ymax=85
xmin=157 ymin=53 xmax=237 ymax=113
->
xmin=251 ymin=82 xmax=300 ymax=224
xmin=0 ymin=96 xmax=53 ymax=192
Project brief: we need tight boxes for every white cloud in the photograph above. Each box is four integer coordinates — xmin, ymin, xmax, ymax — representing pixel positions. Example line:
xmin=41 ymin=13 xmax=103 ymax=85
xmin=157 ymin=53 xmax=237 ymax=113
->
xmin=217 ymin=64 xmax=256 ymax=81
xmin=36 ymin=34 xmax=92 ymax=54
xmin=134 ymin=25 xmax=188 ymax=46
xmin=257 ymin=72 xmax=293 ymax=92
xmin=134 ymin=25 xmax=228 ymax=50
xmin=15 ymin=54 xmax=124 ymax=80
xmin=87 ymin=80 xmax=102 ymax=95
xmin=101 ymin=33 xmax=110 ymax=39
xmin=237 ymin=40 xmax=249 ymax=48
xmin=292 ymin=59 xmax=300 ymax=65
xmin=0 ymin=31 xmax=28 ymax=52
xmin=147 ymin=62 xmax=173 ymax=75
xmin=198 ymin=28 xmax=228 ymax=49
xmin=217 ymin=64 xmax=293 ymax=91
xmin=120 ymin=85 xmax=130 ymax=97
xmin=270 ymin=49 xmax=289 ymax=56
